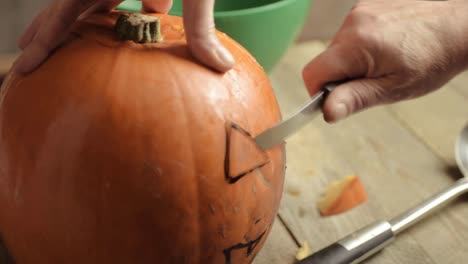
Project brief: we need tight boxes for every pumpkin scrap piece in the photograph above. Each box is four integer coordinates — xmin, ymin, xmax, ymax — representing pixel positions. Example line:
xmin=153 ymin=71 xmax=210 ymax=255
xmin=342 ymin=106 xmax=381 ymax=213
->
xmin=225 ymin=122 xmax=269 ymax=183
xmin=318 ymin=175 xmax=367 ymax=216
xmin=295 ymin=241 xmax=310 ymax=261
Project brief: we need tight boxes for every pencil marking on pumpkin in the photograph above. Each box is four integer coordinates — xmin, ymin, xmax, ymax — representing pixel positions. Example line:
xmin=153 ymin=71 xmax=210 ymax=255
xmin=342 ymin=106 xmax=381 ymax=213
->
xmin=224 ymin=122 xmax=269 ymax=184
xmin=223 ymin=230 xmax=267 ymax=264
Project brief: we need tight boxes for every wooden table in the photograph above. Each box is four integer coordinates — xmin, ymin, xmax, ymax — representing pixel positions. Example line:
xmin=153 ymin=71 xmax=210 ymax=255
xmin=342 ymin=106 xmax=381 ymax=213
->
xmin=2 ymin=40 xmax=468 ymax=263
xmin=253 ymin=41 xmax=468 ymax=264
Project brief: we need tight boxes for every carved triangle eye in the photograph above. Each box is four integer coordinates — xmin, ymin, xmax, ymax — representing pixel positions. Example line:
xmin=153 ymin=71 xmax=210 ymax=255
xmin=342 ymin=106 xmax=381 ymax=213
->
xmin=225 ymin=122 xmax=269 ymax=183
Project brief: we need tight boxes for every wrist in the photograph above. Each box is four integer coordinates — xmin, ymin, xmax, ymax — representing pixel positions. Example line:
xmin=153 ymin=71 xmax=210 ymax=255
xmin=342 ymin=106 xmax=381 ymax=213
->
xmin=447 ymin=0 xmax=468 ymax=71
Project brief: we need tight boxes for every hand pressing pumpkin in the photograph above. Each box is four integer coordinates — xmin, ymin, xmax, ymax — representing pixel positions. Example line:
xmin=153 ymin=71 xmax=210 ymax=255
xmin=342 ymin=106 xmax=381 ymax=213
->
xmin=14 ymin=0 xmax=234 ymax=74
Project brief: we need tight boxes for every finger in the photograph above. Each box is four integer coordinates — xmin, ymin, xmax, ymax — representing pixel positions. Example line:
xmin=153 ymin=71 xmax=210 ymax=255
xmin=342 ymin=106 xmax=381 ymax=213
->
xmin=142 ymin=0 xmax=173 ymax=13
xmin=79 ymin=0 xmax=122 ymax=19
xmin=321 ymin=78 xmax=386 ymax=123
xmin=14 ymin=0 xmax=96 ymax=74
xmin=302 ymin=43 xmax=376 ymax=123
xmin=18 ymin=8 xmax=50 ymax=50
xmin=183 ymin=0 xmax=234 ymax=72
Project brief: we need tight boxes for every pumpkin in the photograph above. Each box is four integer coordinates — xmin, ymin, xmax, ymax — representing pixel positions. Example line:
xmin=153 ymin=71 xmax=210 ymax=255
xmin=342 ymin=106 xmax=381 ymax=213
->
xmin=0 ymin=12 xmax=286 ymax=264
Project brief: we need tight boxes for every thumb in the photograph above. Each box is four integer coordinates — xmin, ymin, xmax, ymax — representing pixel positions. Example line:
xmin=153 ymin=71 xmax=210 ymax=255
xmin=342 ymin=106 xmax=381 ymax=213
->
xmin=322 ymin=78 xmax=387 ymax=123
xmin=302 ymin=42 xmax=382 ymax=123
xmin=302 ymin=43 xmax=369 ymax=96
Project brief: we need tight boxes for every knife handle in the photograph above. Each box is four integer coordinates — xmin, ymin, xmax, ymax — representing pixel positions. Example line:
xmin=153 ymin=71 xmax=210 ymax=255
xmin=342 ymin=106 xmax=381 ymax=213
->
xmin=322 ymin=80 xmax=348 ymax=95
xmin=297 ymin=221 xmax=395 ymax=264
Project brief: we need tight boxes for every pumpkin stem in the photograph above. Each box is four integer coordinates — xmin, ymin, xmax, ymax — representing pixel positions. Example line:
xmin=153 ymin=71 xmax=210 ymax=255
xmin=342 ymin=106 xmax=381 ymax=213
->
xmin=114 ymin=13 xmax=163 ymax=43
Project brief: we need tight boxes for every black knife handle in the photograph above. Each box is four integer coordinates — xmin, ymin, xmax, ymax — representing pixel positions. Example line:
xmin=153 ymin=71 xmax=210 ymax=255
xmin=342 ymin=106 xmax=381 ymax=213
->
xmin=322 ymin=80 xmax=349 ymax=95
xmin=299 ymin=243 xmax=351 ymax=264
xmin=297 ymin=221 xmax=395 ymax=264
xmin=323 ymin=82 xmax=341 ymax=94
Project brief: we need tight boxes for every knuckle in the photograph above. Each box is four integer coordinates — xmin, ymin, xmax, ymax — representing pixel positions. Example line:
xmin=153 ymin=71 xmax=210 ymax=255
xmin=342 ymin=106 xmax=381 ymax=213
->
xmin=349 ymin=4 xmax=379 ymax=24
xmin=341 ymin=10 xmax=381 ymax=49
xmin=352 ymin=27 xmax=377 ymax=46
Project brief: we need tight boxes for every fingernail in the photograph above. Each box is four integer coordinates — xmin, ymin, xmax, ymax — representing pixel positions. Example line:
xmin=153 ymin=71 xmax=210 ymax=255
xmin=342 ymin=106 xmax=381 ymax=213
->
xmin=215 ymin=46 xmax=235 ymax=71
xmin=331 ymin=103 xmax=349 ymax=122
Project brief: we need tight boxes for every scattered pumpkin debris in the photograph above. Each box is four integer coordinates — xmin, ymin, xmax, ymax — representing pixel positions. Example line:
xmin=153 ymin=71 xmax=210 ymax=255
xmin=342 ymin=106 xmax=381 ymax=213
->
xmin=286 ymin=185 xmax=302 ymax=196
xmin=318 ymin=175 xmax=367 ymax=216
xmin=286 ymin=174 xmax=302 ymax=196
xmin=295 ymin=241 xmax=310 ymax=261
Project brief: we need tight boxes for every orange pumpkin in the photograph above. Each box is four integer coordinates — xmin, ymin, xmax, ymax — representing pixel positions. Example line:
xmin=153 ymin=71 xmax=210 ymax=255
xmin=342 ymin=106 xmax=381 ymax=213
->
xmin=0 ymin=12 xmax=285 ymax=264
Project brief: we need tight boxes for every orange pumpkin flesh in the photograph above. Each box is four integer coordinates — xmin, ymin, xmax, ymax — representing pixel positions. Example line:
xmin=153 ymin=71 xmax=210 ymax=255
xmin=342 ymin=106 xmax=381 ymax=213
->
xmin=318 ymin=176 xmax=367 ymax=216
xmin=0 ymin=12 xmax=285 ymax=264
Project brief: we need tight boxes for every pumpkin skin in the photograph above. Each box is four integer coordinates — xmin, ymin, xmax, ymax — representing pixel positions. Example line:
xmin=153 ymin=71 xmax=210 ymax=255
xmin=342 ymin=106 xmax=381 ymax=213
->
xmin=0 ymin=12 xmax=285 ymax=264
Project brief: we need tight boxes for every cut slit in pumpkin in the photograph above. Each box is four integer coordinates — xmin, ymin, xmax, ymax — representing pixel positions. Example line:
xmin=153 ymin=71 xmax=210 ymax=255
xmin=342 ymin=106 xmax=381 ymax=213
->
xmin=318 ymin=175 xmax=367 ymax=216
xmin=225 ymin=122 xmax=269 ymax=183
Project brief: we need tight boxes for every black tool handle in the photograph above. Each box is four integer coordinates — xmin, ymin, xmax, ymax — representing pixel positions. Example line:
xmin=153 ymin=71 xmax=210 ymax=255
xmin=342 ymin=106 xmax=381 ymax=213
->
xmin=323 ymin=81 xmax=344 ymax=94
xmin=298 ymin=221 xmax=395 ymax=264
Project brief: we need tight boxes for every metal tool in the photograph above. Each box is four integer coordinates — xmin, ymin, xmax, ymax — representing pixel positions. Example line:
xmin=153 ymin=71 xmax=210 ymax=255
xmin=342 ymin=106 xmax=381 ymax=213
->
xmin=254 ymin=82 xmax=342 ymax=151
xmin=298 ymin=124 xmax=468 ymax=264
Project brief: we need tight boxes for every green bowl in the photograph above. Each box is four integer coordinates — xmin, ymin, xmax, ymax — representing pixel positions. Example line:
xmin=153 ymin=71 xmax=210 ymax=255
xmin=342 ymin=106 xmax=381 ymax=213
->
xmin=116 ymin=0 xmax=312 ymax=72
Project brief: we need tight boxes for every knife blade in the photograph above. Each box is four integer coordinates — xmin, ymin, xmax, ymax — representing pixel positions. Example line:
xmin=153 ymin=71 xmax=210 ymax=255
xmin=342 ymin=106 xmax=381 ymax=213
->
xmin=254 ymin=81 xmax=343 ymax=151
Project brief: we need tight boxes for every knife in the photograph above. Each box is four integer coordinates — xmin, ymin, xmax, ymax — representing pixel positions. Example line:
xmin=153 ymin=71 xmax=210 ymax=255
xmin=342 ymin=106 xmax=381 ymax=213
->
xmin=254 ymin=81 xmax=344 ymax=150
